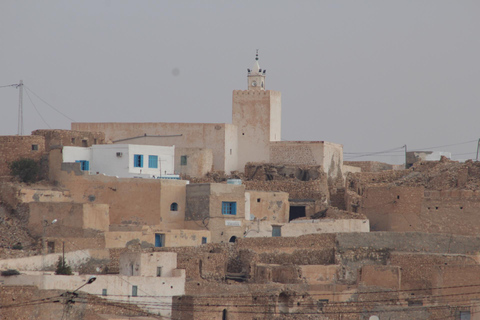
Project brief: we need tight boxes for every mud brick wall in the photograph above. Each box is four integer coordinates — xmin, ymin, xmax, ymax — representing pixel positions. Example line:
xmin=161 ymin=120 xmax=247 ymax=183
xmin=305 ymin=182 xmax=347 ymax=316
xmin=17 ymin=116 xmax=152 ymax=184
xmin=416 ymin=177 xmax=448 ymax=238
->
xmin=355 ymin=186 xmax=424 ymax=231
xmin=389 ymin=252 xmax=477 ymax=292
xmin=0 ymin=135 xmax=45 ymax=176
xmin=244 ymin=180 xmax=328 ymax=201
xmin=32 ymin=129 xmax=105 ymax=151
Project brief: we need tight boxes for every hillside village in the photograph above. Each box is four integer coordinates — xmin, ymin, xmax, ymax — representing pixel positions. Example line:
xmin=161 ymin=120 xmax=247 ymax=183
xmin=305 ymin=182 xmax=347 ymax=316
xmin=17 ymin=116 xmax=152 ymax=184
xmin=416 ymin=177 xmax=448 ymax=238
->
xmin=1 ymin=56 xmax=480 ymax=320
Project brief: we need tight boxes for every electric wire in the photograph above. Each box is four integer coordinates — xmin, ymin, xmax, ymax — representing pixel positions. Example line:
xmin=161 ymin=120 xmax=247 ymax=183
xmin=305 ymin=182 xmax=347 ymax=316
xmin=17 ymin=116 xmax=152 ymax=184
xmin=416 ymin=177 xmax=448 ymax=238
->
xmin=24 ymin=85 xmax=76 ymax=122
xmin=24 ymin=87 xmax=52 ymax=129
xmin=344 ymin=146 xmax=405 ymax=160
xmin=0 ymin=84 xmax=19 ymax=89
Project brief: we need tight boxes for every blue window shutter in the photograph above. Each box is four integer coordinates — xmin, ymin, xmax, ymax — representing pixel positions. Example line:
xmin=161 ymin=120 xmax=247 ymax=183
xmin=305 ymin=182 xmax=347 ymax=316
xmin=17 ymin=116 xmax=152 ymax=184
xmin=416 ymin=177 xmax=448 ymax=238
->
xmin=222 ymin=202 xmax=237 ymax=215
xmin=149 ymin=155 xmax=158 ymax=168
xmin=134 ymin=154 xmax=143 ymax=168
xmin=84 ymin=161 xmax=89 ymax=171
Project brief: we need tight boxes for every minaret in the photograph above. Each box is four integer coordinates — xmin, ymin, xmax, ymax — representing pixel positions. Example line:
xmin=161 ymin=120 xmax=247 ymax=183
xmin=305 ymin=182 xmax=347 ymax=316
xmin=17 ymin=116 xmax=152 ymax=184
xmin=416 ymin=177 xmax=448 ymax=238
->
xmin=233 ymin=51 xmax=281 ymax=172
xmin=247 ymin=50 xmax=266 ymax=90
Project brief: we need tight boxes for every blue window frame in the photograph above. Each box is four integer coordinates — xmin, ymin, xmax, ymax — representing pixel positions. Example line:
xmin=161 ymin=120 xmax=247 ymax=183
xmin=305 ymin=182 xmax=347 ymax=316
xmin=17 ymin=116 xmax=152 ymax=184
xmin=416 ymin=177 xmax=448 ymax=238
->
xmin=170 ymin=202 xmax=178 ymax=211
xmin=134 ymin=154 xmax=143 ymax=168
xmin=222 ymin=202 xmax=237 ymax=215
xmin=75 ymin=160 xmax=89 ymax=171
xmin=202 ymin=237 xmax=207 ymax=244
xmin=148 ymin=155 xmax=158 ymax=168
xmin=155 ymin=233 xmax=165 ymax=247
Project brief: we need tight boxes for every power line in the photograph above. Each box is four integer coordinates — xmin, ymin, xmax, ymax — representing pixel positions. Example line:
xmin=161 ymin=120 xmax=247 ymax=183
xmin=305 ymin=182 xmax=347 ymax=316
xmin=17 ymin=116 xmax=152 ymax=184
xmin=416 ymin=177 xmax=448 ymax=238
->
xmin=0 ymin=83 xmax=19 ymax=89
xmin=24 ymin=85 xmax=76 ymax=122
xmin=24 ymin=87 xmax=52 ymax=129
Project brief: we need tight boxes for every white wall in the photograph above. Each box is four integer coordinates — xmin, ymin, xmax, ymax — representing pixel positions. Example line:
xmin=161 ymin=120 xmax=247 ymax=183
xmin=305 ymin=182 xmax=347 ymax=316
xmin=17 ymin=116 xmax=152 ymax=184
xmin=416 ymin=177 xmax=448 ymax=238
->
xmin=0 ymin=249 xmax=108 ymax=271
xmin=87 ymin=144 xmax=175 ymax=178
xmin=0 ymin=272 xmax=185 ymax=317
xmin=62 ymin=146 xmax=92 ymax=164
xmin=90 ymin=144 xmax=129 ymax=176
xmin=245 ymin=219 xmax=370 ymax=238
xmin=128 ymin=144 xmax=175 ymax=176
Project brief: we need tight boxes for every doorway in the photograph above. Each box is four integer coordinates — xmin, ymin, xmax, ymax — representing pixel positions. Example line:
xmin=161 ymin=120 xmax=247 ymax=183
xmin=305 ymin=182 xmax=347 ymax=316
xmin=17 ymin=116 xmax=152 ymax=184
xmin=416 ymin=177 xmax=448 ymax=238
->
xmin=289 ymin=206 xmax=306 ymax=221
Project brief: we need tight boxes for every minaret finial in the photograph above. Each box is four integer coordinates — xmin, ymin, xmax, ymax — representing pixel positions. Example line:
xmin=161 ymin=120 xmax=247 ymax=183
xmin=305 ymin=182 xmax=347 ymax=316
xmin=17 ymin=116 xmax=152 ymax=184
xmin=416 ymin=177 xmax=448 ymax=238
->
xmin=256 ymin=49 xmax=259 ymax=61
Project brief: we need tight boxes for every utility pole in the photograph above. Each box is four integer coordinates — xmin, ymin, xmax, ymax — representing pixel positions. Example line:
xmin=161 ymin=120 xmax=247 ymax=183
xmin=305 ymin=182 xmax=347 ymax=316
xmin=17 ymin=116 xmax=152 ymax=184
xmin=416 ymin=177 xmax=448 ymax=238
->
xmin=476 ymin=139 xmax=480 ymax=162
xmin=0 ymin=81 xmax=23 ymax=135
xmin=404 ymin=145 xmax=408 ymax=169
xmin=16 ymin=80 xmax=23 ymax=135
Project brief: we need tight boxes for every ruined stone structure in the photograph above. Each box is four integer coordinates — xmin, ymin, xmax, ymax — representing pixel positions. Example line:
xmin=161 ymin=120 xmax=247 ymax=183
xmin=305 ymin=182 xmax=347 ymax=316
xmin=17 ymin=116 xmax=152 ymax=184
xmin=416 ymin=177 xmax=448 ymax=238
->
xmin=346 ymin=159 xmax=480 ymax=235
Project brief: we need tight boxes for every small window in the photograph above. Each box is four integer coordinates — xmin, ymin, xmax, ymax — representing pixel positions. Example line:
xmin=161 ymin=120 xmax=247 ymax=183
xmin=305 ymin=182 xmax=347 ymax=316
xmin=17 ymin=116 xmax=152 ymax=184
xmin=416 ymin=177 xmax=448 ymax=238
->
xmin=102 ymin=289 xmax=107 ymax=296
xmin=71 ymin=138 xmax=76 ymax=144
xmin=82 ymin=139 xmax=88 ymax=147
xmin=180 ymin=155 xmax=187 ymax=166
xmin=132 ymin=285 xmax=138 ymax=297
xmin=31 ymin=144 xmax=38 ymax=151
xmin=222 ymin=202 xmax=237 ymax=215
xmin=156 ymin=267 xmax=162 ymax=277
xmin=94 ymin=138 xmax=97 ymax=144
xmin=170 ymin=203 xmax=178 ymax=211
xmin=272 ymin=226 xmax=282 ymax=237
xmin=134 ymin=154 xmax=143 ymax=168
xmin=257 ymin=198 xmax=261 ymax=203
xmin=75 ymin=160 xmax=89 ymax=171
xmin=148 ymin=155 xmax=158 ymax=168
xmin=202 ymin=237 xmax=207 ymax=244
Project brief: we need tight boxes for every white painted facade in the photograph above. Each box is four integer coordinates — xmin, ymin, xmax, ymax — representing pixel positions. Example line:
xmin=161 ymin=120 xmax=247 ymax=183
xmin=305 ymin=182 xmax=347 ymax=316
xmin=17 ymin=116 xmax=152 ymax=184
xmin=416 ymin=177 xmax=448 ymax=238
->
xmin=245 ymin=219 xmax=370 ymax=238
xmin=0 ymin=252 xmax=185 ymax=317
xmin=62 ymin=144 xmax=175 ymax=178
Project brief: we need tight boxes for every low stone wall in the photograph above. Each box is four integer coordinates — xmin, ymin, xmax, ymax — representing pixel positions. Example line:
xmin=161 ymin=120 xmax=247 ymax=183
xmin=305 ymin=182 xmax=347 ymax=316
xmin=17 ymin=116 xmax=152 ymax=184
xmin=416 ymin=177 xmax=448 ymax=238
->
xmin=244 ymin=180 xmax=328 ymax=202
xmin=0 ymin=249 xmax=109 ymax=271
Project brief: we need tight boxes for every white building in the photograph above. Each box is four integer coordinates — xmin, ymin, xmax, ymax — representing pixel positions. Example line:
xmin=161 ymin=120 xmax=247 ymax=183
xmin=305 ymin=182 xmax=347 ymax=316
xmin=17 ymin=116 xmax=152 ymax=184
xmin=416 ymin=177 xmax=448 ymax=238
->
xmin=62 ymin=144 xmax=177 ymax=178
xmin=0 ymin=252 xmax=185 ymax=318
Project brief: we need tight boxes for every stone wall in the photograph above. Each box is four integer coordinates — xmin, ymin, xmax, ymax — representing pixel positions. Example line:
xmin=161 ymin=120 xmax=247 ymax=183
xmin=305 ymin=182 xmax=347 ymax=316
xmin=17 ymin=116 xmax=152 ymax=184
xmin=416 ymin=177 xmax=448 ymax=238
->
xmin=32 ymin=129 xmax=105 ymax=151
xmin=0 ymin=135 xmax=45 ymax=177
xmin=245 ymin=180 xmax=328 ymax=203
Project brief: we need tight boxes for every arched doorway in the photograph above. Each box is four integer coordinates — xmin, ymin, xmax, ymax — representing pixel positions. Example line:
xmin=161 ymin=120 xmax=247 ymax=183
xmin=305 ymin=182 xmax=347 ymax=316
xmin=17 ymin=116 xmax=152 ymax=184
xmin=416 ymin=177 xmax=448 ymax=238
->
xmin=229 ymin=236 xmax=237 ymax=243
xmin=278 ymin=292 xmax=289 ymax=314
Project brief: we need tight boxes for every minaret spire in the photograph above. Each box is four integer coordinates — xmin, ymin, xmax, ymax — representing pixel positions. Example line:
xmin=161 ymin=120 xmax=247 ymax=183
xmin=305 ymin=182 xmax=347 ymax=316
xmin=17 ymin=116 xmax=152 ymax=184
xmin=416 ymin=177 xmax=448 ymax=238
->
xmin=247 ymin=50 xmax=266 ymax=90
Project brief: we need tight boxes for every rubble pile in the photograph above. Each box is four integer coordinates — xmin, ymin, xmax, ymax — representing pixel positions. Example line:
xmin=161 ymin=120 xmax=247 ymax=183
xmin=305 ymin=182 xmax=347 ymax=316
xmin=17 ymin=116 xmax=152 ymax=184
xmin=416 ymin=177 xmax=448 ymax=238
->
xmin=348 ymin=158 xmax=480 ymax=191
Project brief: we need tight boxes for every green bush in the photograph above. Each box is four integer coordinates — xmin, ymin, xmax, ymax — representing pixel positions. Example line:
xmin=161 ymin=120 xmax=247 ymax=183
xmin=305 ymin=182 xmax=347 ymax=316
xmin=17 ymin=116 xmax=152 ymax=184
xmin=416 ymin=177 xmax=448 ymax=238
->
xmin=9 ymin=158 xmax=40 ymax=183
xmin=55 ymin=257 xmax=72 ymax=275
xmin=12 ymin=242 xmax=23 ymax=250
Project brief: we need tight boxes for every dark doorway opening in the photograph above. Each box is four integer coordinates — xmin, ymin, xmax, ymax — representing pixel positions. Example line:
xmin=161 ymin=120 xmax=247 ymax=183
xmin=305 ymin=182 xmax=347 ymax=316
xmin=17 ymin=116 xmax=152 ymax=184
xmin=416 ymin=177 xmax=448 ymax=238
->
xmin=229 ymin=236 xmax=237 ymax=243
xmin=47 ymin=241 xmax=55 ymax=253
xmin=289 ymin=206 xmax=306 ymax=221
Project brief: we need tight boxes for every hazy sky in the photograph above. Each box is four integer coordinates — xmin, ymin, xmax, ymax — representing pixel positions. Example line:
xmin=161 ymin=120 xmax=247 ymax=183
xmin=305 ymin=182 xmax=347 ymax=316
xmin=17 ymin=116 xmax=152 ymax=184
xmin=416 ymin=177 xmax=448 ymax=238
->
xmin=1 ymin=1 xmax=479 ymax=164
